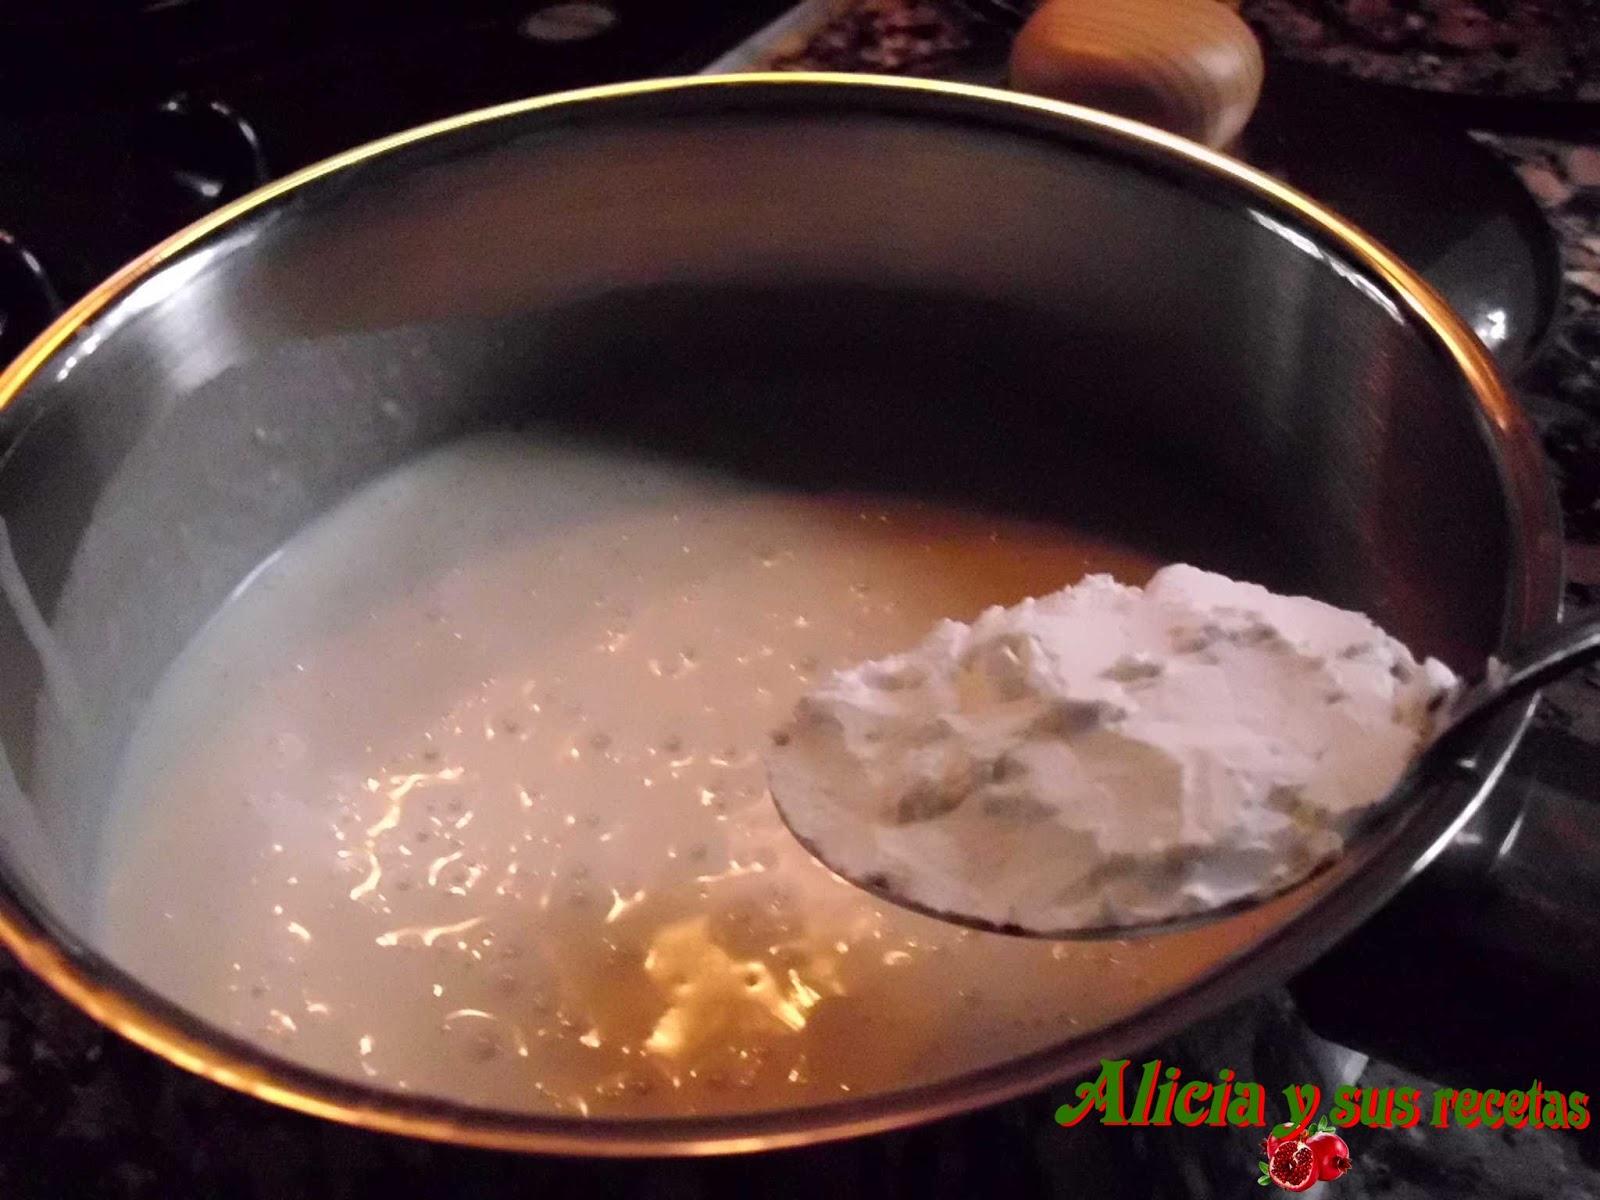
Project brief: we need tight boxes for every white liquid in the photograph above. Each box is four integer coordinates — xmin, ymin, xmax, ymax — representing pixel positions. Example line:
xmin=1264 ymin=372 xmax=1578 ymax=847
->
xmin=95 ymin=433 xmax=1257 ymax=1117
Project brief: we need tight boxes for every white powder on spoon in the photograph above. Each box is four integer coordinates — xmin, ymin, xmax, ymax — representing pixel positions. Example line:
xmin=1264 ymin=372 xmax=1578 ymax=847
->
xmin=767 ymin=564 xmax=1459 ymax=934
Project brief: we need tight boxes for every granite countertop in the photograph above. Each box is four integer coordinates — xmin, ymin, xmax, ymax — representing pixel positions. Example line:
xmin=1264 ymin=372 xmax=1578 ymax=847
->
xmin=1244 ymin=0 xmax=1600 ymax=100
xmin=4 ymin=2 xmax=1600 ymax=1196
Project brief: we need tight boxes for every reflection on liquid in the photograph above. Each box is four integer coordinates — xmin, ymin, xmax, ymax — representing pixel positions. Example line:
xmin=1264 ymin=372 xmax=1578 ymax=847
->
xmin=640 ymin=915 xmax=841 ymax=1061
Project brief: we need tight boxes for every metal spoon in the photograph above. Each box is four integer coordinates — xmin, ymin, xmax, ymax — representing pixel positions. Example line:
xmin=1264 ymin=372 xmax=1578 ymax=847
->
xmin=768 ymin=617 xmax=1600 ymax=940
xmin=1413 ymin=619 xmax=1600 ymax=768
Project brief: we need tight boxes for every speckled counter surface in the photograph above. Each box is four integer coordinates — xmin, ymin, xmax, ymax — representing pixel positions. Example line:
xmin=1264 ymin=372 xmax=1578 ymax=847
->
xmin=4 ymin=2 xmax=1600 ymax=1196
xmin=1245 ymin=0 xmax=1600 ymax=99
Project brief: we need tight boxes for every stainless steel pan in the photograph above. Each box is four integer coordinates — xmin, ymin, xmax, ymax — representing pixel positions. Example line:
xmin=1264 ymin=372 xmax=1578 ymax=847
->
xmin=0 ymin=74 xmax=1562 ymax=1155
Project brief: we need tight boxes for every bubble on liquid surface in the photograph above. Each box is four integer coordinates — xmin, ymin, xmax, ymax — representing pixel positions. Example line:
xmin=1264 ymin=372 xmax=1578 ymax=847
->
xmin=441 ymin=1007 xmax=530 ymax=1064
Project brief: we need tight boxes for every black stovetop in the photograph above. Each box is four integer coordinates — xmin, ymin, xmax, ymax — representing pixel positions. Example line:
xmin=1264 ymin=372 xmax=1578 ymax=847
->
xmin=0 ymin=1 xmax=796 ymax=365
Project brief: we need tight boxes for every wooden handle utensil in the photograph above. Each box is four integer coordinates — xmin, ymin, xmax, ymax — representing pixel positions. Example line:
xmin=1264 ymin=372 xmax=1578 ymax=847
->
xmin=1009 ymin=0 xmax=1264 ymax=149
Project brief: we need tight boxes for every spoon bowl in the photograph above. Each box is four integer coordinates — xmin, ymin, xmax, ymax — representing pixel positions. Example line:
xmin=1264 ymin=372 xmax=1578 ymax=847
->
xmin=769 ymin=616 xmax=1600 ymax=941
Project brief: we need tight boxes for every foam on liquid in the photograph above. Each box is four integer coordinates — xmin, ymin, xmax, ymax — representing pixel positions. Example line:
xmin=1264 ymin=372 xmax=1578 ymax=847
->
xmin=96 ymin=433 xmax=1247 ymax=1116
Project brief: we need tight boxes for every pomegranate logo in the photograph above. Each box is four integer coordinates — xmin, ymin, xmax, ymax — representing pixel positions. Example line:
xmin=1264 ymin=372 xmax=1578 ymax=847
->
xmin=1258 ymin=1114 xmax=1353 ymax=1191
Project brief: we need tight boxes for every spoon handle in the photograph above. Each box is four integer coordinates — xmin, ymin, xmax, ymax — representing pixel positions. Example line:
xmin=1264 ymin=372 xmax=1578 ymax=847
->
xmin=1433 ymin=619 xmax=1600 ymax=762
